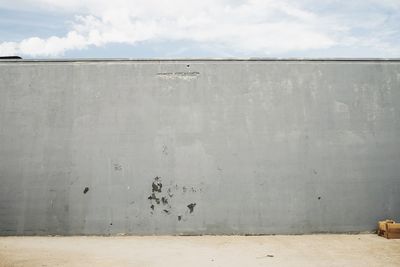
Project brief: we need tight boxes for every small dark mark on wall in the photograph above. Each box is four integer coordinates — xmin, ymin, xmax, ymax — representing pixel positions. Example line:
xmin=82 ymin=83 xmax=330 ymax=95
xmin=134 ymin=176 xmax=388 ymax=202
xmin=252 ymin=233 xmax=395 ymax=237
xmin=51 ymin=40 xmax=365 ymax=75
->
xmin=152 ymin=177 xmax=162 ymax=193
xmin=182 ymin=186 xmax=187 ymax=193
xmin=150 ymin=204 xmax=154 ymax=210
xmin=318 ymin=196 xmax=321 ymax=200
xmin=114 ymin=163 xmax=122 ymax=171
xmin=110 ymin=223 xmax=113 ymax=226
xmin=187 ymin=203 xmax=196 ymax=213
xmin=161 ymin=196 xmax=168 ymax=205
xmin=83 ymin=187 xmax=89 ymax=194
xmin=178 ymin=215 xmax=182 ymax=221
xmin=148 ymin=193 xmax=160 ymax=204
xmin=257 ymin=254 xmax=274 ymax=259
xmin=163 ymin=209 xmax=170 ymax=214
xmin=313 ymin=169 xmax=318 ymax=175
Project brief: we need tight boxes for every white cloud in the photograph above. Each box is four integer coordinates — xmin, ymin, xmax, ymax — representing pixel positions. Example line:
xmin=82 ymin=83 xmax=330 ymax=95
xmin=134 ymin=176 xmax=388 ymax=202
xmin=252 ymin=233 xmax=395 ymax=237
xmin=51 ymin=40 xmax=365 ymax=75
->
xmin=0 ymin=0 xmax=399 ymax=57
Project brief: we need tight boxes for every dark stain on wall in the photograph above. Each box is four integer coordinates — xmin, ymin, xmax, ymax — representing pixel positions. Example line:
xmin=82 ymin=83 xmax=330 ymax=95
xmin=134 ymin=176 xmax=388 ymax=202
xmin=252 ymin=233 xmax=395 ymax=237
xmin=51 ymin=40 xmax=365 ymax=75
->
xmin=148 ymin=193 xmax=160 ymax=204
xmin=83 ymin=187 xmax=89 ymax=194
xmin=152 ymin=177 xmax=162 ymax=193
xmin=147 ymin=176 xmax=202 ymax=218
xmin=161 ymin=196 xmax=168 ymax=205
xmin=187 ymin=203 xmax=196 ymax=213
xmin=148 ymin=177 xmax=166 ymax=212
xmin=114 ymin=163 xmax=122 ymax=171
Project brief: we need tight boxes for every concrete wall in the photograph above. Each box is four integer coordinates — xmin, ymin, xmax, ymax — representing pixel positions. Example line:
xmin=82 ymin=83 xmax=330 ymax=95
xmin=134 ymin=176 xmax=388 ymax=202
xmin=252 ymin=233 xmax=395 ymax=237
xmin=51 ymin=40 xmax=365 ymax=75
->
xmin=0 ymin=59 xmax=399 ymax=235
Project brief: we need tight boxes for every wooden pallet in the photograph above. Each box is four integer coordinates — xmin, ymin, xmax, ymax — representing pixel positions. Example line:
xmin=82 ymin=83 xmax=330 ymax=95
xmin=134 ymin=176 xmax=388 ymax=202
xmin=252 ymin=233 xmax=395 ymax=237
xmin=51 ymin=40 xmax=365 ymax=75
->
xmin=378 ymin=220 xmax=400 ymax=239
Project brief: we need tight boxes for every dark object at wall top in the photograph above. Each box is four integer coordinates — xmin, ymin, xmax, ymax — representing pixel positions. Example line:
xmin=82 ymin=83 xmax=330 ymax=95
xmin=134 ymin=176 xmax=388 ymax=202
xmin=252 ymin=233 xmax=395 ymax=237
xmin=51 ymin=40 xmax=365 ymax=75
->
xmin=0 ymin=57 xmax=400 ymax=62
xmin=0 ymin=56 xmax=22 ymax=60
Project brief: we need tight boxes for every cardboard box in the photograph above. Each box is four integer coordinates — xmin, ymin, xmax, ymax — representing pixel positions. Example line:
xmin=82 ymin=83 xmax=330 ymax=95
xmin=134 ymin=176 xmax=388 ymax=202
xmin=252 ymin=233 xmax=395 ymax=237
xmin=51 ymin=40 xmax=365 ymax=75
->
xmin=378 ymin=220 xmax=400 ymax=239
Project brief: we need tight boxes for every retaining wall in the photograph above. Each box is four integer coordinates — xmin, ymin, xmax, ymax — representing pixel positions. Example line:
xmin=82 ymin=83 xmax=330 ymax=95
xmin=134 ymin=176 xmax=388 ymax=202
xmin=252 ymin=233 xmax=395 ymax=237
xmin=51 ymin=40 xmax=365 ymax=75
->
xmin=0 ymin=59 xmax=399 ymax=235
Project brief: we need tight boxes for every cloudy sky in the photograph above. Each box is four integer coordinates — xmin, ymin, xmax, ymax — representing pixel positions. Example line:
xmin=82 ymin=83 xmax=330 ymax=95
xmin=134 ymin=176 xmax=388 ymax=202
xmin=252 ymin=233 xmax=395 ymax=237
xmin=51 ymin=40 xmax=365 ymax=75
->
xmin=0 ymin=0 xmax=399 ymax=58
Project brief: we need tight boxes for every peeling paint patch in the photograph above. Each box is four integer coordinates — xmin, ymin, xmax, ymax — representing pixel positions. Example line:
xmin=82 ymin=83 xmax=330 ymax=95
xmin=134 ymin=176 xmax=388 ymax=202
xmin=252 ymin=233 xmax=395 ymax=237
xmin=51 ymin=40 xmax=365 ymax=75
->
xmin=147 ymin=178 xmax=202 ymax=218
xmin=148 ymin=176 xmax=169 ymax=213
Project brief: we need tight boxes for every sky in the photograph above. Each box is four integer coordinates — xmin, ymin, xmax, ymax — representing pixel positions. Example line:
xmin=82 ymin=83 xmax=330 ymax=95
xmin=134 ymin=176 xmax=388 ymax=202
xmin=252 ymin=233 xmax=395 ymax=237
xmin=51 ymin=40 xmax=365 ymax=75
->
xmin=0 ymin=0 xmax=399 ymax=58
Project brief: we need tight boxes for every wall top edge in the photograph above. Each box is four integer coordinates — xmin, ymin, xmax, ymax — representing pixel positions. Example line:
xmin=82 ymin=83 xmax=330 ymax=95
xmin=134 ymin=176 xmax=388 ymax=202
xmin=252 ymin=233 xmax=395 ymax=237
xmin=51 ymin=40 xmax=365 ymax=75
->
xmin=1 ymin=57 xmax=400 ymax=63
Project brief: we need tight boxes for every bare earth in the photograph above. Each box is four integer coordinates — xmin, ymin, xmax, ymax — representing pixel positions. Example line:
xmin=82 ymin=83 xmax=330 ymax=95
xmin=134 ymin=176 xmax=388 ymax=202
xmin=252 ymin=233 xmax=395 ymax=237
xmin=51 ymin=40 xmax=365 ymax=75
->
xmin=0 ymin=234 xmax=399 ymax=267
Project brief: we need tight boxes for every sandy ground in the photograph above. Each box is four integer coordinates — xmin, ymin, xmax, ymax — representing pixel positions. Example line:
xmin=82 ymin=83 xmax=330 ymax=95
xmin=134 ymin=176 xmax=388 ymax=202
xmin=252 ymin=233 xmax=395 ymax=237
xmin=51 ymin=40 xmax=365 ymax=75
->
xmin=0 ymin=234 xmax=399 ymax=267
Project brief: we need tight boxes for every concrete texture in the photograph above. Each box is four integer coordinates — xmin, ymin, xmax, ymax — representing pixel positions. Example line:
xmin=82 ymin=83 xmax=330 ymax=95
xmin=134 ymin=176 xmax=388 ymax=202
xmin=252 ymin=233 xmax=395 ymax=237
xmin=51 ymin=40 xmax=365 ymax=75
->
xmin=0 ymin=59 xmax=399 ymax=235
xmin=0 ymin=235 xmax=399 ymax=267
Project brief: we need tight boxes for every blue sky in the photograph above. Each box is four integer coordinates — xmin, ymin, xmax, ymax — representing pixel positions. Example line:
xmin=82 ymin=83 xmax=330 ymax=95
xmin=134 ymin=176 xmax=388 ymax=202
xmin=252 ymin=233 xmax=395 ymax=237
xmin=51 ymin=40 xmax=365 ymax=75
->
xmin=0 ymin=0 xmax=399 ymax=58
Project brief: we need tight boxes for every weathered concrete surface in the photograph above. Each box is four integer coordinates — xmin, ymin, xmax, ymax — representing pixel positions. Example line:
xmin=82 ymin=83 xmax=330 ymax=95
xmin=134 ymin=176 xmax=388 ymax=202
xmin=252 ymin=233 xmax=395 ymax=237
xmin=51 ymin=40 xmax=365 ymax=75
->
xmin=0 ymin=59 xmax=399 ymax=235
xmin=1 ymin=235 xmax=399 ymax=267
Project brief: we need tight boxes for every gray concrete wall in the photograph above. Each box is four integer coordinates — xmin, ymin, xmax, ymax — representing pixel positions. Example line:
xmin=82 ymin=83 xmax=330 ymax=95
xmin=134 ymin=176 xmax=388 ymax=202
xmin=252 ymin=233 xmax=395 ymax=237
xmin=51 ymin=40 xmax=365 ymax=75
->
xmin=0 ymin=59 xmax=399 ymax=235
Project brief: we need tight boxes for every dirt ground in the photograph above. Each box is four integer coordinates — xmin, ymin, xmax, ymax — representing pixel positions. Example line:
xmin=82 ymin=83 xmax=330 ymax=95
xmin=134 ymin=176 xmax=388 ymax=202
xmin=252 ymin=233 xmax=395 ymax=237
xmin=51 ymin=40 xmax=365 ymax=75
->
xmin=0 ymin=234 xmax=399 ymax=267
